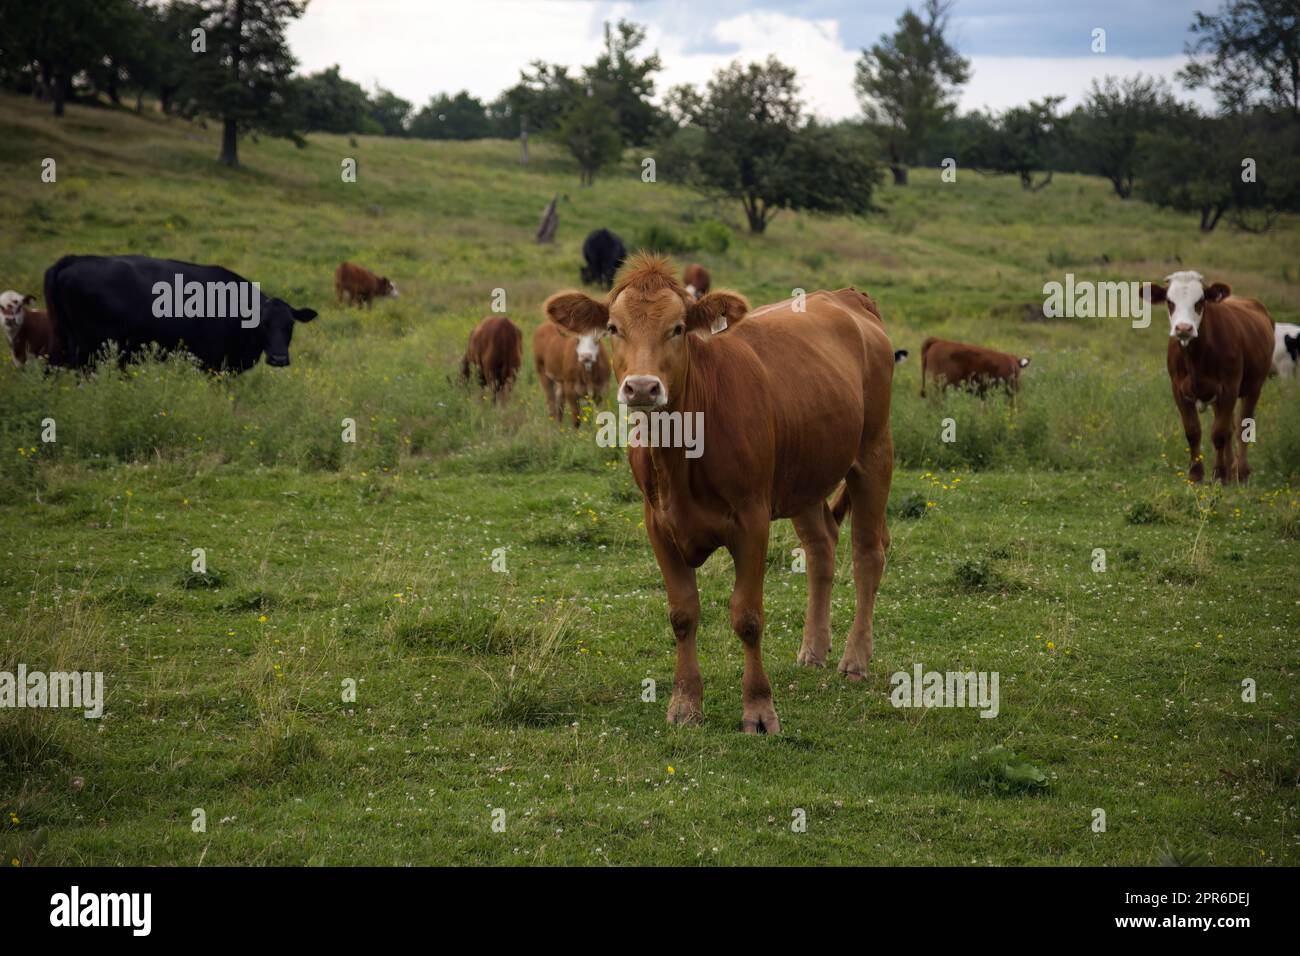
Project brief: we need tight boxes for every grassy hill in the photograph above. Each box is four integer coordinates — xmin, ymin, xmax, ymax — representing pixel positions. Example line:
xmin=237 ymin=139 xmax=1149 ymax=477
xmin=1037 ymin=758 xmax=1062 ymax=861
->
xmin=1 ymin=93 xmax=1297 ymax=865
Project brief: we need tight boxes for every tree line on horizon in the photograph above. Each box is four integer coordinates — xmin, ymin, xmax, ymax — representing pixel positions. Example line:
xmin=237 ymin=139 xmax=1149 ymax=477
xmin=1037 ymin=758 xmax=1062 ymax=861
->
xmin=1 ymin=0 xmax=1296 ymax=234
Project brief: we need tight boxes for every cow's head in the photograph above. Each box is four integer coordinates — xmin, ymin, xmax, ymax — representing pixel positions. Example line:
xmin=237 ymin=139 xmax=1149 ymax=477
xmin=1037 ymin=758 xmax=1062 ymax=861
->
xmin=575 ymin=333 xmax=601 ymax=373
xmin=1286 ymin=333 xmax=1300 ymax=364
xmin=545 ymin=253 xmax=748 ymax=410
xmin=380 ymin=278 xmax=399 ymax=298
xmin=0 ymin=290 xmax=34 ymax=342
xmin=263 ymin=299 xmax=318 ymax=367
xmin=1147 ymin=271 xmax=1231 ymax=346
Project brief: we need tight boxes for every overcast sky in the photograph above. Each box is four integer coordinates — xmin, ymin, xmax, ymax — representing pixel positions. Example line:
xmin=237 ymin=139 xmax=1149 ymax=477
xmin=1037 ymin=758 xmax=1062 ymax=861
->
xmin=286 ymin=0 xmax=1219 ymax=118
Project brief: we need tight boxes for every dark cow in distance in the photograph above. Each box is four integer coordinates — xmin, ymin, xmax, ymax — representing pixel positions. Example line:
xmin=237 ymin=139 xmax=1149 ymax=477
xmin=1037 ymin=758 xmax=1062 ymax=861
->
xmin=335 ymin=261 xmax=399 ymax=308
xmin=683 ymin=264 xmax=710 ymax=300
xmin=1149 ymin=271 xmax=1274 ymax=483
xmin=1 ymin=290 xmax=62 ymax=366
xmin=920 ymin=337 xmax=1029 ymax=396
xmin=545 ymin=254 xmax=897 ymax=734
xmin=44 ymin=255 xmax=317 ymax=371
xmin=580 ymin=229 xmax=626 ymax=289
xmin=461 ymin=316 xmax=523 ymax=403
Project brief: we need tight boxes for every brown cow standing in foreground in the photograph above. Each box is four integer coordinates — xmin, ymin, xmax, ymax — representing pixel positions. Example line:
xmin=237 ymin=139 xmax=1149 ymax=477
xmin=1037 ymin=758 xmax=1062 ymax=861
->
xmin=461 ymin=316 xmax=523 ymax=402
xmin=545 ymin=254 xmax=896 ymax=733
xmin=1 ymin=290 xmax=60 ymax=365
xmin=919 ymin=337 xmax=1029 ymax=396
xmin=532 ymin=319 xmax=611 ymax=427
xmin=683 ymin=264 xmax=710 ymax=301
xmin=335 ymin=262 xmax=399 ymax=308
xmin=1150 ymin=271 xmax=1273 ymax=483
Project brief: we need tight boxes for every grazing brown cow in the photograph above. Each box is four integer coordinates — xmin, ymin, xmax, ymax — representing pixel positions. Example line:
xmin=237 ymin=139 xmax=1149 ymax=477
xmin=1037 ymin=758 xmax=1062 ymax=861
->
xmin=335 ymin=261 xmax=399 ymax=308
xmin=545 ymin=254 xmax=896 ymax=733
xmin=1149 ymin=271 xmax=1274 ymax=483
xmin=461 ymin=316 xmax=523 ymax=402
xmin=919 ymin=337 xmax=1029 ymax=396
xmin=1 ymin=290 xmax=60 ymax=366
xmin=683 ymin=263 xmax=710 ymax=301
xmin=532 ymin=319 xmax=611 ymax=427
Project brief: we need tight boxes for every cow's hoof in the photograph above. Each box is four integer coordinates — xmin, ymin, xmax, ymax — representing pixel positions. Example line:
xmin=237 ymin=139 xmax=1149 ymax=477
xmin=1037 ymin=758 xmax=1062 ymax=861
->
xmin=796 ymin=647 xmax=827 ymax=667
xmin=741 ymin=700 xmax=780 ymax=734
xmin=837 ymin=660 xmax=869 ymax=682
xmin=666 ymin=696 xmax=703 ymax=726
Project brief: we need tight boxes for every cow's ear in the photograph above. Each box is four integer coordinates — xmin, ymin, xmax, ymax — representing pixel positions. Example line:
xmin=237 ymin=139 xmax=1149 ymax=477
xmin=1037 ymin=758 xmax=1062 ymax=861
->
xmin=1204 ymin=282 xmax=1231 ymax=303
xmin=544 ymin=291 xmax=607 ymax=334
xmin=292 ymin=308 xmax=318 ymax=323
xmin=1146 ymin=282 xmax=1167 ymax=304
xmin=22 ymin=294 xmax=36 ymax=306
xmin=687 ymin=290 xmax=749 ymax=335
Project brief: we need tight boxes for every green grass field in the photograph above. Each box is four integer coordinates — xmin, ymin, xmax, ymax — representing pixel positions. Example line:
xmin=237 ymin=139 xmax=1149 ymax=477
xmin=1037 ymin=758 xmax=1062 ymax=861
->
xmin=1 ymin=92 xmax=1297 ymax=866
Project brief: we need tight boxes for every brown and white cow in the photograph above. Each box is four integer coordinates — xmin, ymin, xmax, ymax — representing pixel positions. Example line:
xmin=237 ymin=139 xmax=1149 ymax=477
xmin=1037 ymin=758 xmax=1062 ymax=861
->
xmin=532 ymin=319 xmax=611 ymax=427
xmin=1149 ymin=271 xmax=1274 ymax=483
xmin=461 ymin=316 xmax=523 ymax=402
xmin=683 ymin=263 xmax=710 ymax=301
xmin=335 ymin=262 xmax=399 ymax=308
xmin=1 ymin=290 xmax=60 ymax=366
xmin=919 ymin=337 xmax=1029 ymax=396
xmin=545 ymin=254 xmax=896 ymax=733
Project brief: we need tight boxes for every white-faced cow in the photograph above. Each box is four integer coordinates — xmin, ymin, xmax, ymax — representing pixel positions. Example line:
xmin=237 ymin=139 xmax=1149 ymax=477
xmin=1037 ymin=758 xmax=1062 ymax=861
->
xmin=1 ymin=290 xmax=61 ymax=366
xmin=1273 ymin=322 xmax=1300 ymax=378
xmin=1149 ymin=271 xmax=1274 ymax=483
xmin=544 ymin=254 xmax=896 ymax=734
xmin=532 ymin=319 xmax=611 ymax=427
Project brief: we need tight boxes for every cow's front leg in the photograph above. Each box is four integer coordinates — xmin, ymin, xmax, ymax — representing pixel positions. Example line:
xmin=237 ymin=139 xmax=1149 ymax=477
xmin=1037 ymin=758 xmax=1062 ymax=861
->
xmin=1209 ymin=393 xmax=1236 ymax=484
xmin=647 ymin=515 xmax=702 ymax=725
xmin=728 ymin=519 xmax=778 ymax=734
xmin=1172 ymin=385 xmax=1203 ymax=482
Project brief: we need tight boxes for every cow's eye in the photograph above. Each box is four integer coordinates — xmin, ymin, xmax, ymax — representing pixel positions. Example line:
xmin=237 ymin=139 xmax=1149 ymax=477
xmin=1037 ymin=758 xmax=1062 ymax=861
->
xmin=606 ymin=324 xmax=619 ymax=337
xmin=671 ymin=324 xmax=684 ymax=338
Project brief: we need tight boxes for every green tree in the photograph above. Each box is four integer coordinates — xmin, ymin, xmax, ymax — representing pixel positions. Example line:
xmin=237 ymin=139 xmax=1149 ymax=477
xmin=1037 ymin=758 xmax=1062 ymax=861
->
xmin=554 ymin=89 xmax=623 ymax=185
xmin=0 ymin=0 xmax=137 ymax=115
xmin=1180 ymin=0 xmax=1300 ymax=117
xmin=1137 ymin=111 xmax=1300 ymax=231
xmin=1068 ymin=75 xmax=1193 ymax=198
xmin=292 ymin=65 xmax=374 ymax=133
xmin=970 ymin=96 xmax=1064 ymax=191
xmin=410 ymin=91 xmax=493 ymax=140
xmin=854 ymin=0 xmax=971 ymax=184
xmin=189 ymin=0 xmax=305 ymax=166
xmin=368 ymin=86 xmax=412 ymax=137
xmin=671 ymin=58 xmax=880 ymax=233
xmin=584 ymin=19 xmax=664 ymax=146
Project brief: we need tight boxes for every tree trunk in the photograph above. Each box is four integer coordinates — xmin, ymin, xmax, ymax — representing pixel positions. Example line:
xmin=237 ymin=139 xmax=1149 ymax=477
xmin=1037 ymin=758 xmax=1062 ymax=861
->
xmin=52 ymin=73 xmax=67 ymax=116
xmin=220 ymin=117 xmax=239 ymax=167
xmin=520 ymin=113 xmax=529 ymax=166
xmin=218 ymin=0 xmax=245 ymax=166
xmin=890 ymin=165 xmax=908 ymax=185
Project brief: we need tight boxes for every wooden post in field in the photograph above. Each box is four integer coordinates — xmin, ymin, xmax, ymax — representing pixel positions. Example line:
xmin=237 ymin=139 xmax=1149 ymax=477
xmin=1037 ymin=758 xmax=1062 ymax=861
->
xmin=520 ymin=113 xmax=529 ymax=166
xmin=536 ymin=195 xmax=559 ymax=243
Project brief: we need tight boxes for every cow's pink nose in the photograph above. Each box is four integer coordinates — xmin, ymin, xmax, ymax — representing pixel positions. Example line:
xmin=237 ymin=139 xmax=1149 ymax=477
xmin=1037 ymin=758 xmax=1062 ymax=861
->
xmin=620 ymin=376 xmax=662 ymax=406
xmin=1174 ymin=323 xmax=1193 ymax=336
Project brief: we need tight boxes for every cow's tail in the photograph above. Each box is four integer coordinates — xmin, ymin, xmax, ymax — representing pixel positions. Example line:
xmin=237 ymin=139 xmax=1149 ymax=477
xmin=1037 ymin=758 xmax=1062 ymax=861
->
xmin=459 ymin=352 xmax=471 ymax=382
xmin=919 ymin=336 xmax=938 ymax=397
xmin=830 ymin=482 xmax=852 ymax=526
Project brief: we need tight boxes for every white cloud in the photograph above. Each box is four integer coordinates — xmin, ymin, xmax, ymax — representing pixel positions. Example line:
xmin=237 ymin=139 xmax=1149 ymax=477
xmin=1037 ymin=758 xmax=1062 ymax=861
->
xmin=286 ymin=1 xmax=1212 ymax=120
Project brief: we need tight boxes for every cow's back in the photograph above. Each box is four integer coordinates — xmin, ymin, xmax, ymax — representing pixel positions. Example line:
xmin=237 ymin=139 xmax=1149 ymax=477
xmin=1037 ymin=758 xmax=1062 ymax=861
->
xmin=693 ymin=288 xmax=894 ymax=516
xmin=1222 ymin=297 xmax=1274 ymax=387
xmin=47 ymin=255 xmax=263 ymax=370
